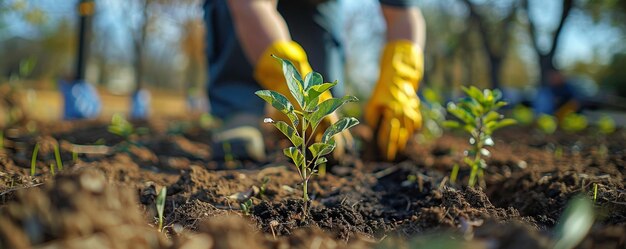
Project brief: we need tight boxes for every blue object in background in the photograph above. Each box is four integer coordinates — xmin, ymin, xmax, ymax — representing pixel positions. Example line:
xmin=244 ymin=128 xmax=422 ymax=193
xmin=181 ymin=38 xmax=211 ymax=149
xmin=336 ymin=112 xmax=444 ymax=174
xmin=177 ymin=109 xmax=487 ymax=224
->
xmin=130 ymin=89 xmax=151 ymax=119
xmin=61 ymin=80 xmax=101 ymax=120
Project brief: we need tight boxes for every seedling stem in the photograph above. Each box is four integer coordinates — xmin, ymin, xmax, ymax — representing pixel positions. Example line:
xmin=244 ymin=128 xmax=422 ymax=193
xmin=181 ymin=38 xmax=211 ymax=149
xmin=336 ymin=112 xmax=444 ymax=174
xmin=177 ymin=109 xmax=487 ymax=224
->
xmin=30 ymin=143 xmax=40 ymax=176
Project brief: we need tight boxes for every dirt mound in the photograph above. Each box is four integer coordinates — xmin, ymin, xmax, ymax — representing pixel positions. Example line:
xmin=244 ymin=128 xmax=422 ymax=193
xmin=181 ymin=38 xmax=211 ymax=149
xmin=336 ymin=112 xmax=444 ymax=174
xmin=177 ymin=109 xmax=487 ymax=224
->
xmin=0 ymin=169 xmax=169 ymax=249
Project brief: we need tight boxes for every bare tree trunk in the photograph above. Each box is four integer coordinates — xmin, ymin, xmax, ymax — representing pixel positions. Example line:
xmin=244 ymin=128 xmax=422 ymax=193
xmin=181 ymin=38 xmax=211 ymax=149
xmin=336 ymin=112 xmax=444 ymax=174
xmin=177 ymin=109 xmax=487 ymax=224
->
xmin=460 ymin=0 xmax=517 ymax=89
xmin=133 ymin=0 xmax=150 ymax=92
xmin=523 ymin=0 xmax=574 ymax=85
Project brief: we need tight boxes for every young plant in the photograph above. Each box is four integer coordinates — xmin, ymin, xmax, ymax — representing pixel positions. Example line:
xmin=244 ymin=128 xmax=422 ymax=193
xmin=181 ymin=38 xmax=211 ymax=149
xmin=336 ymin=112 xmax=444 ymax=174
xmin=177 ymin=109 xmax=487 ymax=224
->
xmin=156 ymin=186 xmax=167 ymax=232
xmin=108 ymin=113 xmax=134 ymax=139
xmin=561 ymin=112 xmax=588 ymax=133
xmin=597 ymin=114 xmax=616 ymax=135
xmin=537 ymin=114 xmax=558 ymax=134
xmin=444 ymin=86 xmax=516 ymax=187
xmin=255 ymin=55 xmax=359 ymax=202
xmin=53 ymin=143 xmax=63 ymax=171
xmin=240 ymin=199 xmax=253 ymax=216
xmin=30 ymin=143 xmax=40 ymax=176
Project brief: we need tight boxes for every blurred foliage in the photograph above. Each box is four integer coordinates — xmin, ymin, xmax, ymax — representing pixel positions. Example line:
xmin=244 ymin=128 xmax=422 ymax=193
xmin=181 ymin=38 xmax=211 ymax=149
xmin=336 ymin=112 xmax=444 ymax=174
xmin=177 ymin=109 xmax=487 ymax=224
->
xmin=537 ymin=114 xmax=558 ymax=134
xmin=512 ymin=104 xmax=534 ymax=126
xmin=553 ymin=196 xmax=594 ymax=249
xmin=597 ymin=114 xmax=616 ymax=134
xmin=561 ymin=112 xmax=588 ymax=133
xmin=600 ymin=53 xmax=626 ymax=97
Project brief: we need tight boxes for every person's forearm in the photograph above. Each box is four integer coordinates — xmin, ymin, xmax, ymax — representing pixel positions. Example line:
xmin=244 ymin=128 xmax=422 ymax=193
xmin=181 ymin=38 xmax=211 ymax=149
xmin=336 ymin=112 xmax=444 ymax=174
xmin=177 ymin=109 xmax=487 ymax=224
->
xmin=227 ymin=0 xmax=291 ymax=64
xmin=381 ymin=5 xmax=426 ymax=50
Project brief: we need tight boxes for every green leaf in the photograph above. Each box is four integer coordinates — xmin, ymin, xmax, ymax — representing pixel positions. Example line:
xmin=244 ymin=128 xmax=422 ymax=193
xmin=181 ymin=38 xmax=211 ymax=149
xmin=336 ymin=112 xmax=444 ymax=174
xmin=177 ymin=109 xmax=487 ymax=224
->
xmin=309 ymin=142 xmax=335 ymax=157
xmin=447 ymin=102 xmax=474 ymax=124
xmin=494 ymin=101 xmax=508 ymax=109
xmin=443 ymin=120 xmax=461 ymax=129
xmin=309 ymin=96 xmax=358 ymax=130
xmin=463 ymin=86 xmax=484 ymax=103
xmin=491 ymin=118 xmax=517 ymax=131
xmin=320 ymin=138 xmax=336 ymax=156
xmin=321 ymin=117 xmax=359 ymax=143
xmin=554 ymin=196 xmax=594 ymax=249
xmin=304 ymin=81 xmax=338 ymax=111
xmin=463 ymin=157 xmax=475 ymax=166
xmin=108 ymin=113 xmax=133 ymax=137
xmin=273 ymin=121 xmax=302 ymax=147
xmin=255 ymin=90 xmax=298 ymax=124
xmin=491 ymin=89 xmax=503 ymax=102
xmin=272 ymin=55 xmax=305 ymax=108
xmin=303 ymin=71 xmax=323 ymax=91
xmin=156 ymin=187 xmax=167 ymax=218
xmin=484 ymin=111 xmax=501 ymax=124
xmin=283 ymin=146 xmax=304 ymax=167
xmin=314 ymin=157 xmax=327 ymax=167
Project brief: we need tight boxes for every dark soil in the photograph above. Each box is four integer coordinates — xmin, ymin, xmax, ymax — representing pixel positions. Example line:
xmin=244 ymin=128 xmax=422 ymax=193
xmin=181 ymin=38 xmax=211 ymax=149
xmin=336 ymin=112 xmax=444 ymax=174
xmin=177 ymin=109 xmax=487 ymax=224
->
xmin=0 ymin=118 xmax=625 ymax=249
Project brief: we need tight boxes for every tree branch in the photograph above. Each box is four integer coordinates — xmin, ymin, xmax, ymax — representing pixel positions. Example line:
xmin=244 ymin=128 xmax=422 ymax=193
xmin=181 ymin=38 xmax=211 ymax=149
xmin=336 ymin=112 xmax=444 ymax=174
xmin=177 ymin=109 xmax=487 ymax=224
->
xmin=548 ymin=0 xmax=574 ymax=59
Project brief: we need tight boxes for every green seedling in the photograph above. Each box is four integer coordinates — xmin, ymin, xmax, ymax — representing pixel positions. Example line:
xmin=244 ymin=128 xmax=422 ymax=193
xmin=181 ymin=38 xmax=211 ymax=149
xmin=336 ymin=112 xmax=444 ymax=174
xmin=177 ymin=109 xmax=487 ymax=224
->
xmin=450 ymin=163 xmax=460 ymax=184
xmin=53 ymin=143 xmax=63 ymax=171
xmin=108 ymin=113 xmax=134 ymax=139
xmin=72 ymin=151 xmax=78 ymax=162
xmin=537 ymin=114 xmax=558 ymax=134
xmin=222 ymin=141 xmax=237 ymax=169
xmin=597 ymin=114 xmax=616 ymax=135
xmin=561 ymin=113 xmax=588 ymax=133
xmin=444 ymin=86 xmax=516 ymax=187
xmin=49 ymin=163 xmax=55 ymax=176
xmin=512 ymin=105 xmax=534 ymax=126
xmin=30 ymin=143 xmax=40 ymax=176
xmin=156 ymin=186 xmax=167 ymax=232
xmin=240 ymin=199 xmax=253 ymax=216
xmin=255 ymin=55 xmax=359 ymax=202
xmin=553 ymin=196 xmax=594 ymax=249
xmin=593 ymin=183 xmax=598 ymax=203
xmin=554 ymin=146 xmax=563 ymax=159
xmin=259 ymin=176 xmax=270 ymax=198
xmin=0 ymin=130 xmax=4 ymax=149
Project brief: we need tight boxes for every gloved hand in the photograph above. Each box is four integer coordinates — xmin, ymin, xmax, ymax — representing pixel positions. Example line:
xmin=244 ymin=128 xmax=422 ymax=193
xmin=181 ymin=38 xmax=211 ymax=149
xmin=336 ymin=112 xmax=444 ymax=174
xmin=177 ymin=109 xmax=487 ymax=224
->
xmin=60 ymin=80 xmax=101 ymax=120
xmin=365 ymin=40 xmax=423 ymax=161
xmin=130 ymin=89 xmax=151 ymax=119
xmin=254 ymin=41 xmax=353 ymax=158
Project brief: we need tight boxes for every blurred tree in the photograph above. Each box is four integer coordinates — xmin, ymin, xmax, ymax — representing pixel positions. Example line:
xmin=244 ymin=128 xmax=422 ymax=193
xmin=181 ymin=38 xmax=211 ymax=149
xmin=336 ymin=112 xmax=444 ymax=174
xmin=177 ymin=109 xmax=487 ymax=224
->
xmin=583 ymin=0 xmax=626 ymax=30
xmin=521 ymin=0 xmax=575 ymax=86
xmin=601 ymin=53 xmax=626 ymax=97
xmin=460 ymin=0 xmax=519 ymax=89
xmin=180 ymin=18 xmax=206 ymax=98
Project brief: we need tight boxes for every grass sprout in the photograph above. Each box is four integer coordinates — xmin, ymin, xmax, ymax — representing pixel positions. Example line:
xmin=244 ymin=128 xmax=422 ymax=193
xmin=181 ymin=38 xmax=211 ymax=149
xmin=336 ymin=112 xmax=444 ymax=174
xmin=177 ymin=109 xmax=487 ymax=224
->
xmin=30 ymin=143 xmax=40 ymax=176
xmin=156 ymin=186 xmax=167 ymax=232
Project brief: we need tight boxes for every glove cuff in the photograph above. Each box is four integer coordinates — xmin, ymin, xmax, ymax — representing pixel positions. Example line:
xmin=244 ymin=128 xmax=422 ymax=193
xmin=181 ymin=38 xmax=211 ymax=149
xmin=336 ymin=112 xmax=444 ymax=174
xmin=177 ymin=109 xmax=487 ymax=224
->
xmin=253 ymin=40 xmax=313 ymax=91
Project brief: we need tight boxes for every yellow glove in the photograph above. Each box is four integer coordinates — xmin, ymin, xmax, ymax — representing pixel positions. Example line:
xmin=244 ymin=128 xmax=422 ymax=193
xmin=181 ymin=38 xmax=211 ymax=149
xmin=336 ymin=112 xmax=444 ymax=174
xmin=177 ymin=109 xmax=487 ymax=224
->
xmin=365 ymin=40 xmax=423 ymax=161
xmin=254 ymin=41 xmax=352 ymax=157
